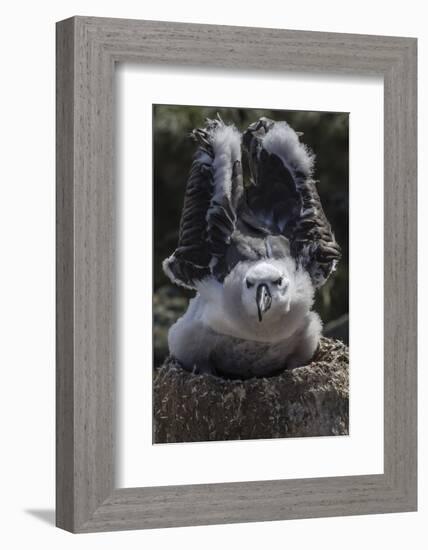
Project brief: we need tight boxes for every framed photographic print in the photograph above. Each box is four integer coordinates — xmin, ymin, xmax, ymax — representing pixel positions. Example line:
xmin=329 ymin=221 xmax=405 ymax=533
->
xmin=56 ymin=16 xmax=417 ymax=532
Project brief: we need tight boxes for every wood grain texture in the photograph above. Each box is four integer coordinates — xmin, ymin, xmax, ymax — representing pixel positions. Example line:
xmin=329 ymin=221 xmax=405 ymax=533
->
xmin=56 ymin=17 xmax=75 ymax=532
xmin=56 ymin=16 xmax=417 ymax=532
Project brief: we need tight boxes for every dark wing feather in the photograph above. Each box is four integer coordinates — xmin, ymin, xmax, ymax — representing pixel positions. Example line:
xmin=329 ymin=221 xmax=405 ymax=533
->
xmin=163 ymin=117 xmax=243 ymax=289
xmin=242 ymin=117 xmax=341 ymax=287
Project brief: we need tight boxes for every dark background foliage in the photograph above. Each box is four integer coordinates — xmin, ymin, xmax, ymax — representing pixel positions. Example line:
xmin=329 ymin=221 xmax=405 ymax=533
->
xmin=153 ymin=104 xmax=349 ymax=366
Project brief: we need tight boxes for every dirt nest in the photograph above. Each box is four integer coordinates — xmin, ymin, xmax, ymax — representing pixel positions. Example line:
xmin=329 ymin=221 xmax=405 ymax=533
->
xmin=153 ymin=337 xmax=349 ymax=443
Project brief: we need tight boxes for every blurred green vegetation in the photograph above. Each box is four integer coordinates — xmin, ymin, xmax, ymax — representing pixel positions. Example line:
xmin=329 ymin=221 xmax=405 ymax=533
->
xmin=153 ymin=104 xmax=348 ymax=364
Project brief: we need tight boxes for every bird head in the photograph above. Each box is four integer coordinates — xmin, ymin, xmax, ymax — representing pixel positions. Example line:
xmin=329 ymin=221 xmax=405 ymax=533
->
xmin=201 ymin=256 xmax=315 ymax=342
xmin=241 ymin=261 xmax=291 ymax=323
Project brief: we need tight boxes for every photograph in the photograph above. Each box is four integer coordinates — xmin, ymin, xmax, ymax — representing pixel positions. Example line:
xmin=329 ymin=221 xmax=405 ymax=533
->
xmin=152 ymin=104 xmax=349 ymax=444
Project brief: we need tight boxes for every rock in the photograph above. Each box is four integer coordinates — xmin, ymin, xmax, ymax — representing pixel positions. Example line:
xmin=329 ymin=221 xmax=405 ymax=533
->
xmin=153 ymin=337 xmax=349 ymax=443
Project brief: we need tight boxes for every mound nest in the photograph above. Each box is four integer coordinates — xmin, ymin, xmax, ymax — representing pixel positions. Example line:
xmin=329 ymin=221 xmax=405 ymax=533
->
xmin=153 ymin=337 xmax=349 ymax=443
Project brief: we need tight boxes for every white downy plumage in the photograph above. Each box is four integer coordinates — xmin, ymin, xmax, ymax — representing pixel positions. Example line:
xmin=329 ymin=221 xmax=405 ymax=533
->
xmin=163 ymin=116 xmax=339 ymax=378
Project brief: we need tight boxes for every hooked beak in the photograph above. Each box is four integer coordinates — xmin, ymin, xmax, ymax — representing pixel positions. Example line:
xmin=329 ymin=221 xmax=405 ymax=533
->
xmin=256 ymin=283 xmax=272 ymax=322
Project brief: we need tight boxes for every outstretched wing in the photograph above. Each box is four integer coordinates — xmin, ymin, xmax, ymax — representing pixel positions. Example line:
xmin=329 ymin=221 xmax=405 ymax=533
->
xmin=243 ymin=117 xmax=341 ymax=288
xmin=163 ymin=117 xmax=243 ymax=289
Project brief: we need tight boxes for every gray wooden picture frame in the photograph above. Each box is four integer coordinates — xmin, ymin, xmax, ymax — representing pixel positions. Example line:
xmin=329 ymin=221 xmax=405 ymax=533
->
xmin=56 ymin=16 xmax=417 ymax=533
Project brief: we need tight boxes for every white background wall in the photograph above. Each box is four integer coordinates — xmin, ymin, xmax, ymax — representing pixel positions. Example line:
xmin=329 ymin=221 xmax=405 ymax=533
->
xmin=0 ymin=1 xmax=425 ymax=548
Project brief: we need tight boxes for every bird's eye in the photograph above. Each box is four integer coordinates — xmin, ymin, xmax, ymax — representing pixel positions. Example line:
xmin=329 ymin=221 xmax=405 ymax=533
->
xmin=246 ymin=280 xmax=254 ymax=289
xmin=274 ymin=277 xmax=283 ymax=286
